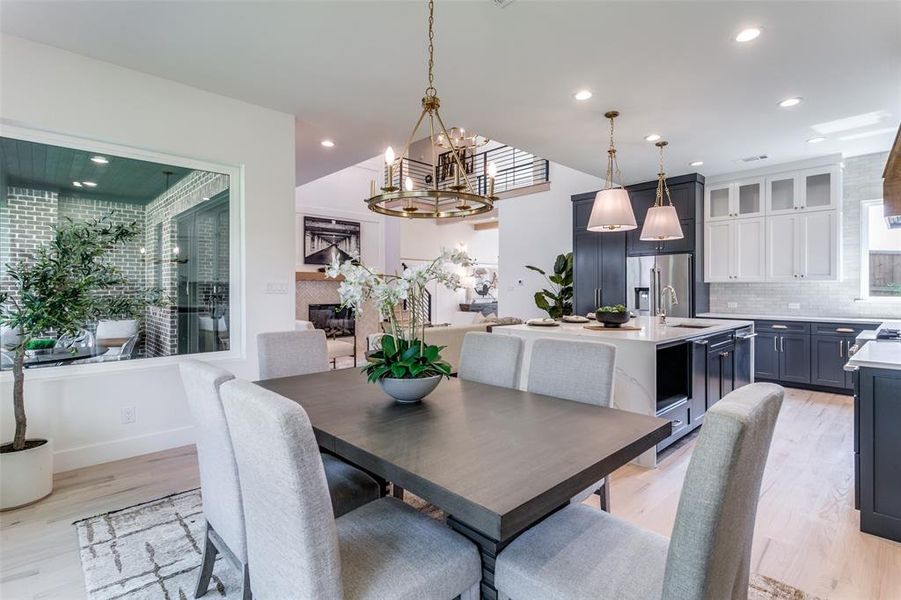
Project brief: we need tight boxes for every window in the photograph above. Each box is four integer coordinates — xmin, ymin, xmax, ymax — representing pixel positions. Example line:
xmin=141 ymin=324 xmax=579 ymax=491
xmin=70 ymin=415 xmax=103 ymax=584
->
xmin=0 ymin=136 xmax=234 ymax=370
xmin=860 ymin=199 xmax=901 ymax=299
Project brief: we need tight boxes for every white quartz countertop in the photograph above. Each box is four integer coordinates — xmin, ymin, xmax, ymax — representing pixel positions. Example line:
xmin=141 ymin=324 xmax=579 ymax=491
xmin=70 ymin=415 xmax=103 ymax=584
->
xmin=497 ymin=316 xmax=754 ymax=345
xmin=698 ymin=312 xmax=889 ymax=325
xmin=846 ymin=321 xmax=901 ymax=371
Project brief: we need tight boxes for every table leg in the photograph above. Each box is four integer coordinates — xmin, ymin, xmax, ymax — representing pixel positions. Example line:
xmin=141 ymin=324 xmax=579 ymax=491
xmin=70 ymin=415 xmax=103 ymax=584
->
xmin=447 ymin=516 xmax=507 ymax=600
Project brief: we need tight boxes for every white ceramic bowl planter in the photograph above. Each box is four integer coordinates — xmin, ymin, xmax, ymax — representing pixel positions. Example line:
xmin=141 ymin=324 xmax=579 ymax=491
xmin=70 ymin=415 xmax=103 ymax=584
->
xmin=0 ymin=438 xmax=53 ymax=510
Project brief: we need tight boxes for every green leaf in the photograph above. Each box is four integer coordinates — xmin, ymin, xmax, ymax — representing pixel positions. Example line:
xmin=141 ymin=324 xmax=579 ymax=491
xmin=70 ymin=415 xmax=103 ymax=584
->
xmin=553 ymin=253 xmax=566 ymax=275
xmin=400 ymin=345 xmax=420 ymax=362
xmin=390 ymin=363 xmax=408 ymax=378
xmin=381 ymin=335 xmax=397 ymax=357
xmin=524 ymin=265 xmax=546 ymax=276
xmin=534 ymin=292 xmax=551 ymax=311
xmin=423 ymin=345 xmax=441 ymax=362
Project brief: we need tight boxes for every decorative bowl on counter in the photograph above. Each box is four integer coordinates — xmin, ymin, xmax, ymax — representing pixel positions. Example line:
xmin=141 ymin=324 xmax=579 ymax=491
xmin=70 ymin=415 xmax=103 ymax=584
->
xmin=595 ymin=305 xmax=631 ymax=328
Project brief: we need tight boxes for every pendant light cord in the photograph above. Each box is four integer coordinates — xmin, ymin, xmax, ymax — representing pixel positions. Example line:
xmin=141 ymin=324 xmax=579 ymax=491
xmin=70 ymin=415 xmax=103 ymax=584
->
xmin=605 ymin=113 xmax=624 ymax=190
xmin=425 ymin=0 xmax=436 ymax=98
xmin=654 ymin=141 xmax=673 ymax=207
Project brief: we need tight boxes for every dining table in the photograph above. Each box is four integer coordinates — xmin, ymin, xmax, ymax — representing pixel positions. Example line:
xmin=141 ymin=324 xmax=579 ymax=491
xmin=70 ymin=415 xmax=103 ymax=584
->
xmin=256 ymin=368 xmax=671 ymax=600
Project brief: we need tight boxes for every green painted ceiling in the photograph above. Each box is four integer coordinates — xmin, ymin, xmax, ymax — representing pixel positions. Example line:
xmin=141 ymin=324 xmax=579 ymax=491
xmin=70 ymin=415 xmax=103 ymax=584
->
xmin=0 ymin=137 xmax=195 ymax=204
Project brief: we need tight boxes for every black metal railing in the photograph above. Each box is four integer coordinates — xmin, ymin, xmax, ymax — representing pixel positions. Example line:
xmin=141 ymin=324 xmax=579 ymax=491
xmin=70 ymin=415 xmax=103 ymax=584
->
xmin=390 ymin=144 xmax=549 ymax=197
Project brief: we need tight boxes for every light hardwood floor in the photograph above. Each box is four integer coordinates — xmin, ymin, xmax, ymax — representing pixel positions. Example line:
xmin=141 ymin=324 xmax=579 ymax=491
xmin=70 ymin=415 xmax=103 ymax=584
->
xmin=2 ymin=387 xmax=900 ymax=599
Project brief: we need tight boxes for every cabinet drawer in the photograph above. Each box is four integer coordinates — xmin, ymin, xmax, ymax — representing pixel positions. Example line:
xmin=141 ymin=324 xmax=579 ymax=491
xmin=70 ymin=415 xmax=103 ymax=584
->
xmin=707 ymin=332 xmax=734 ymax=352
xmin=656 ymin=399 xmax=690 ymax=452
xmin=755 ymin=320 xmax=810 ymax=334
xmin=811 ymin=322 xmax=879 ymax=337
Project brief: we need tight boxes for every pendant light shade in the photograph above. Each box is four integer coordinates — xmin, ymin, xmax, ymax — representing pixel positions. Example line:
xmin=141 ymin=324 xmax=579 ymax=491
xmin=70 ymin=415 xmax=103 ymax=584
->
xmin=588 ymin=188 xmax=637 ymax=231
xmin=641 ymin=205 xmax=683 ymax=240
xmin=640 ymin=140 xmax=684 ymax=241
xmin=588 ymin=110 xmax=638 ymax=232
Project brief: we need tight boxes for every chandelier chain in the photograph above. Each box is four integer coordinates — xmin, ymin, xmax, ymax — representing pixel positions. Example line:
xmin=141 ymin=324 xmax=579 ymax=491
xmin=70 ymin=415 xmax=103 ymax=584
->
xmin=655 ymin=141 xmax=673 ymax=207
xmin=605 ymin=113 xmax=623 ymax=189
xmin=426 ymin=0 xmax=436 ymax=97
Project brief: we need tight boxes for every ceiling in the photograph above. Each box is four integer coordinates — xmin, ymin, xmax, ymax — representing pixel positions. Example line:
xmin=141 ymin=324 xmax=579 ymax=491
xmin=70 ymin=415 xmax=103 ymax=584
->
xmin=1 ymin=1 xmax=898 ymax=187
xmin=1 ymin=137 xmax=192 ymax=203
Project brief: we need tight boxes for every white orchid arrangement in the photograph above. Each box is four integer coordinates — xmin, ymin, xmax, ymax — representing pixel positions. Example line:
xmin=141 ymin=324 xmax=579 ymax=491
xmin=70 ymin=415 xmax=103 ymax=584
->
xmin=325 ymin=248 xmax=474 ymax=343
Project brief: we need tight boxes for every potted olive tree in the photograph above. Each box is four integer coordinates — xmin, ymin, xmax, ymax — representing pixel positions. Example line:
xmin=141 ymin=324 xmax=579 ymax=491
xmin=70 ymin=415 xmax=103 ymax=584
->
xmin=326 ymin=248 xmax=473 ymax=403
xmin=0 ymin=214 xmax=158 ymax=510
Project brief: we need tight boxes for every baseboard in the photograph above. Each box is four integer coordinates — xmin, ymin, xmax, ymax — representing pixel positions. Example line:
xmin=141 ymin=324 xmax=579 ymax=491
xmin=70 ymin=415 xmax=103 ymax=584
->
xmin=53 ymin=426 xmax=197 ymax=473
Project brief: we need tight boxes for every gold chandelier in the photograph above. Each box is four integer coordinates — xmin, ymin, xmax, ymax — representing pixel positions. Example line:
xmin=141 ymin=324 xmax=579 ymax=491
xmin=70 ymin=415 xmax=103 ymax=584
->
xmin=366 ymin=0 xmax=497 ymax=219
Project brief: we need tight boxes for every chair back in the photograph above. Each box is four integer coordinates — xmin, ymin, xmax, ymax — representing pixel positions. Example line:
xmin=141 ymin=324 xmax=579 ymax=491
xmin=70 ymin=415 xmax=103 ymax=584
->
xmin=177 ymin=360 xmax=244 ymax=561
xmin=221 ymin=379 xmax=342 ymax=600
xmin=662 ymin=383 xmax=784 ymax=600
xmin=458 ymin=332 xmax=523 ymax=388
xmin=527 ymin=339 xmax=616 ymax=406
xmin=257 ymin=330 xmax=328 ymax=379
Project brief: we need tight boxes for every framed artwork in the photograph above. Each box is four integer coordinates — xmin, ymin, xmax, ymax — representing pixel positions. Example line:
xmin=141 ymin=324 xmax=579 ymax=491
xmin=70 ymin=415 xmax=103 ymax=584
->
xmin=303 ymin=216 xmax=361 ymax=265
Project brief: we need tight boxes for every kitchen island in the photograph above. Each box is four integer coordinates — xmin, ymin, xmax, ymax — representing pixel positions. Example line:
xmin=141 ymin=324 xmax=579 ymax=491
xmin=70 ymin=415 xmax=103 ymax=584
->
xmin=845 ymin=321 xmax=901 ymax=543
xmin=494 ymin=316 xmax=755 ymax=467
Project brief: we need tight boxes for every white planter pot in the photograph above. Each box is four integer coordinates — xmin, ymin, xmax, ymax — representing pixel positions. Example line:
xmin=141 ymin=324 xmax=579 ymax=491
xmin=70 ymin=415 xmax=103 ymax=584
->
xmin=0 ymin=439 xmax=53 ymax=511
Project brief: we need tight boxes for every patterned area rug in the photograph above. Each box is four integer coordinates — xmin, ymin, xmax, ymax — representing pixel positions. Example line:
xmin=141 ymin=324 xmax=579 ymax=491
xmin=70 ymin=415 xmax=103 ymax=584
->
xmin=75 ymin=489 xmax=820 ymax=600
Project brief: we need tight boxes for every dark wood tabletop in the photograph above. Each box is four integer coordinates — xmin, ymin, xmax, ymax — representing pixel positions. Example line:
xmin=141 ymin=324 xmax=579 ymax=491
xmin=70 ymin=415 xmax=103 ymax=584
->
xmin=256 ymin=368 xmax=671 ymax=541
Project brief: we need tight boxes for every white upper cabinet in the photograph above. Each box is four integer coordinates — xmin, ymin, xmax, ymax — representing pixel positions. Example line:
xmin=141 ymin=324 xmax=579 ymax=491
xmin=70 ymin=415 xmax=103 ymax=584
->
xmin=708 ymin=161 xmax=841 ymax=283
xmin=766 ymin=165 xmax=840 ymax=215
xmin=705 ymin=178 xmax=765 ymax=222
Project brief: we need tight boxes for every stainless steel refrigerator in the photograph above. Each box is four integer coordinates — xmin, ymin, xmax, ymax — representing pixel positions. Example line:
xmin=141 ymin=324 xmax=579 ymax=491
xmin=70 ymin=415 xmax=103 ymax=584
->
xmin=626 ymin=253 xmax=692 ymax=318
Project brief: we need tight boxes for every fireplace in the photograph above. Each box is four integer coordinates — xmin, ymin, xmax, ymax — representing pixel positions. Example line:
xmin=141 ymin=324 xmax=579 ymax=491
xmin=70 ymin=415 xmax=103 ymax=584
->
xmin=309 ymin=304 xmax=355 ymax=339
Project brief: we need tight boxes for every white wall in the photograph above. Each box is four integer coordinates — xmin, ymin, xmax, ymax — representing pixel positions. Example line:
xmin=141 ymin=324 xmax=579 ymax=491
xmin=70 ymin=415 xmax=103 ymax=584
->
xmin=295 ymin=156 xmax=400 ymax=274
xmin=498 ymin=162 xmax=605 ymax=319
xmin=0 ymin=35 xmax=297 ymax=472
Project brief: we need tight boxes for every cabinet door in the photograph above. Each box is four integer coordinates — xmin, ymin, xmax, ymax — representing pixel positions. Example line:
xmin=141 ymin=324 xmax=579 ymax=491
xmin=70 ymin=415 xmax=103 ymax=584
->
xmin=799 ymin=166 xmax=839 ymax=212
xmin=573 ymin=199 xmax=594 ymax=231
xmin=799 ymin=210 xmax=839 ymax=281
xmin=779 ymin=333 xmax=811 ymax=384
xmin=767 ymin=214 xmax=800 ymax=281
xmin=755 ymin=332 xmax=780 ymax=380
xmin=690 ymin=340 xmax=708 ymax=426
xmin=735 ymin=178 xmax=766 ymax=218
xmin=733 ymin=217 xmax=766 ymax=281
xmin=627 ymin=228 xmax=664 ymax=256
xmin=706 ymin=184 xmax=733 ymax=222
xmin=811 ymin=334 xmax=847 ymax=388
xmin=721 ymin=347 xmax=735 ymax=397
xmin=707 ymin=348 xmax=723 ymax=408
xmin=767 ymin=174 xmax=798 ymax=214
xmin=573 ymin=231 xmax=600 ymax=315
xmin=599 ymin=231 xmax=627 ymax=307
xmin=705 ymin=221 xmax=733 ymax=282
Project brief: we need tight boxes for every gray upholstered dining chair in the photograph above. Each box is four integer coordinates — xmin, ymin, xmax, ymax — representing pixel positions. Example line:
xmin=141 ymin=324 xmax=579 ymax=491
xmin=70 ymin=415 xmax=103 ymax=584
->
xmin=494 ymin=382 xmax=784 ymax=600
xmin=220 ymin=378 xmax=482 ymax=600
xmin=178 ymin=360 xmax=381 ymax=599
xmin=527 ymin=338 xmax=616 ymax=510
xmin=458 ymin=332 xmax=523 ymax=389
xmin=257 ymin=330 xmax=328 ymax=379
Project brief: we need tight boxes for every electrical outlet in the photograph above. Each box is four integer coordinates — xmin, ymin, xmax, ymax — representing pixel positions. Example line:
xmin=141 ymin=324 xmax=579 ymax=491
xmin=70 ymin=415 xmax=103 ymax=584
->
xmin=121 ymin=406 xmax=136 ymax=424
xmin=788 ymin=302 xmax=801 ymax=310
xmin=727 ymin=302 xmax=738 ymax=309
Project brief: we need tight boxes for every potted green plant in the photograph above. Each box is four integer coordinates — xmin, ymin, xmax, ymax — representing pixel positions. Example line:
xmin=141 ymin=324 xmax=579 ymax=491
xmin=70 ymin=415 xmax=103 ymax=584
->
xmin=326 ymin=248 xmax=471 ymax=403
xmin=525 ymin=252 xmax=573 ymax=319
xmin=0 ymin=214 xmax=161 ymax=510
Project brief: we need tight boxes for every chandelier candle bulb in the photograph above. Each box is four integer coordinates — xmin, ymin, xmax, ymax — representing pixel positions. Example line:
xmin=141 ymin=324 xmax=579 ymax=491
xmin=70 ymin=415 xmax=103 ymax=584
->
xmin=385 ymin=146 xmax=395 ymax=188
xmin=487 ymin=161 xmax=498 ymax=197
xmin=405 ymin=176 xmax=414 ymax=191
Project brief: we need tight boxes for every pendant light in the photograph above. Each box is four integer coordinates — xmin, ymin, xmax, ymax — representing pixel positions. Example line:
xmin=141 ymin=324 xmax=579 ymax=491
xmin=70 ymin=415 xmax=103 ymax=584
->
xmin=587 ymin=111 xmax=637 ymax=232
xmin=640 ymin=141 xmax=684 ymax=241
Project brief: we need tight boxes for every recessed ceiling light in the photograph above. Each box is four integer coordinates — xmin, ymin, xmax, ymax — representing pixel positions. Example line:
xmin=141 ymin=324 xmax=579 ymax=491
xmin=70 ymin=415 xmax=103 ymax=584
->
xmin=72 ymin=181 xmax=83 ymax=187
xmin=735 ymin=27 xmax=761 ymax=43
xmin=689 ymin=161 xmax=704 ymax=167
xmin=82 ymin=181 xmax=97 ymax=187
xmin=202 ymin=197 xmax=210 ymax=201
xmin=573 ymin=89 xmax=592 ymax=101
xmin=320 ymin=139 xmax=335 ymax=148
xmin=90 ymin=155 xmax=109 ymax=164
xmin=644 ymin=134 xmax=661 ymax=142
xmin=778 ymin=97 xmax=802 ymax=108
xmin=806 ymin=137 xmax=826 ymax=144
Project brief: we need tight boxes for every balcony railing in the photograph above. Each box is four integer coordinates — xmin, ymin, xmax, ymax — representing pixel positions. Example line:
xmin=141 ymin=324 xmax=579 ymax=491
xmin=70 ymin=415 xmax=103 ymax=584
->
xmin=392 ymin=144 xmax=549 ymax=198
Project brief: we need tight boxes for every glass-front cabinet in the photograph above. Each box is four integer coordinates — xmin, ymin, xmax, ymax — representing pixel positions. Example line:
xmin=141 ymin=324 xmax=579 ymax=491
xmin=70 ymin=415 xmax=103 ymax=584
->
xmin=766 ymin=165 xmax=839 ymax=215
xmin=705 ymin=178 xmax=765 ymax=221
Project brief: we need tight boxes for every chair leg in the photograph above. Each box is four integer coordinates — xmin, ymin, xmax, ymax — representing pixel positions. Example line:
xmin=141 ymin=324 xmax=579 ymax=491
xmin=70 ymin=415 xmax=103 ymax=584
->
xmin=596 ymin=478 xmax=611 ymax=512
xmin=240 ymin=563 xmax=252 ymax=600
xmin=392 ymin=484 xmax=405 ymax=500
xmin=194 ymin=522 xmax=218 ymax=598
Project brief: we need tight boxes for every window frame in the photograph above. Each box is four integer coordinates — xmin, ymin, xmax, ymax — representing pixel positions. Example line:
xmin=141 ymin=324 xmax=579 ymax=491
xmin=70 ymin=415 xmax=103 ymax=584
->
xmin=859 ymin=197 xmax=901 ymax=302
xmin=0 ymin=122 xmax=245 ymax=382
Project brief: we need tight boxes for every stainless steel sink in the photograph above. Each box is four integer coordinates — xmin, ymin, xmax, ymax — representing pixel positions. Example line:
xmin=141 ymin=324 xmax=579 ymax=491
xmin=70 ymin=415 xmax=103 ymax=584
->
xmin=669 ymin=322 xmax=715 ymax=329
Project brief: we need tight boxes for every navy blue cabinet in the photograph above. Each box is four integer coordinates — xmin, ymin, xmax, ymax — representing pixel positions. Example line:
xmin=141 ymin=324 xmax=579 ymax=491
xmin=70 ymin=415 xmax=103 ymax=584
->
xmin=571 ymin=198 xmax=626 ymax=315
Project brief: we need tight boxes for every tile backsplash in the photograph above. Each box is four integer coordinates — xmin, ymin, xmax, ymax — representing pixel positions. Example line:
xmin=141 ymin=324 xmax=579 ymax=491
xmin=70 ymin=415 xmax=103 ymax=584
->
xmin=708 ymin=152 xmax=901 ymax=320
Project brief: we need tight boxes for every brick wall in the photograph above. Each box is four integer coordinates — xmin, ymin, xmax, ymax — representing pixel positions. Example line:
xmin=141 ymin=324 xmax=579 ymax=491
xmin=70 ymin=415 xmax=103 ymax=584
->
xmin=0 ymin=187 xmax=59 ymax=298
xmin=708 ymin=152 xmax=897 ymax=318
